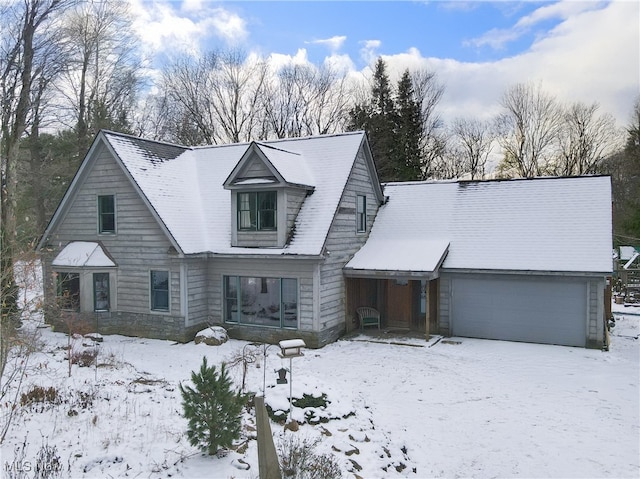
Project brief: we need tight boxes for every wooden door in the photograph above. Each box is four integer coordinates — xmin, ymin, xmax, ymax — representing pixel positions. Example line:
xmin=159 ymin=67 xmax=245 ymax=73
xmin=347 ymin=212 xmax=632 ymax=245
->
xmin=386 ymin=279 xmax=413 ymax=329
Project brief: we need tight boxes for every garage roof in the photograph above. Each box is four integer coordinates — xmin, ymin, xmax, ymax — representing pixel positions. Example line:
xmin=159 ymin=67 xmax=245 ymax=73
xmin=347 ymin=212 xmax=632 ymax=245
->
xmin=346 ymin=176 xmax=612 ymax=275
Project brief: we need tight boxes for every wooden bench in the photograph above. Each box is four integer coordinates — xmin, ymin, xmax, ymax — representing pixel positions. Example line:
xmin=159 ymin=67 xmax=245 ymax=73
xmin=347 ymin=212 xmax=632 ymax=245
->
xmin=356 ymin=307 xmax=381 ymax=330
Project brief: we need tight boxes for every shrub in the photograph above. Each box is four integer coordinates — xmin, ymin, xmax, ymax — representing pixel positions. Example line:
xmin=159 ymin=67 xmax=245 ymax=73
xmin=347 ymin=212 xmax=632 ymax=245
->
xmin=20 ymin=386 xmax=60 ymax=407
xmin=179 ymin=357 xmax=247 ymax=455
xmin=278 ymin=434 xmax=343 ymax=479
xmin=70 ymin=348 xmax=98 ymax=367
xmin=34 ymin=440 xmax=62 ymax=479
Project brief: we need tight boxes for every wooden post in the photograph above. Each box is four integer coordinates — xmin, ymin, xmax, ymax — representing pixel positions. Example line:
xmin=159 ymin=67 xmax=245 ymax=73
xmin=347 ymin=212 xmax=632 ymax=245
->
xmin=255 ymin=395 xmax=281 ymax=479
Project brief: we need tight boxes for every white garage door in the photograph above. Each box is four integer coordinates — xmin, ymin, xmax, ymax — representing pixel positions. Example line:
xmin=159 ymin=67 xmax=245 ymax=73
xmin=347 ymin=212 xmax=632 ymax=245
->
xmin=451 ymin=276 xmax=587 ymax=347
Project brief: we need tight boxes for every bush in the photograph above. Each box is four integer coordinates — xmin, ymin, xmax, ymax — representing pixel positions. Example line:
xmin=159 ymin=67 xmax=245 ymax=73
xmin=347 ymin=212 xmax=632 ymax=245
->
xmin=278 ymin=434 xmax=342 ymax=479
xmin=70 ymin=348 xmax=98 ymax=367
xmin=179 ymin=357 xmax=247 ymax=455
xmin=20 ymin=386 xmax=60 ymax=407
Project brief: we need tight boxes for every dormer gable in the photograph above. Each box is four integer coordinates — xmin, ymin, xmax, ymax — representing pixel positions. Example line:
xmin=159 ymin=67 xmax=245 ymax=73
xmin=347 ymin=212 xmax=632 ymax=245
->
xmin=223 ymin=142 xmax=316 ymax=248
xmin=224 ymin=142 xmax=315 ymax=191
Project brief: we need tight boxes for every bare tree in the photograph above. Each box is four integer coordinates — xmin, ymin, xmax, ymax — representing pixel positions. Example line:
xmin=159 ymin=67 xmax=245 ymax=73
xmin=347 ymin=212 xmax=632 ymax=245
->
xmin=159 ymin=50 xmax=269 ymax=145
xmin=432 ymin=138 xmax=467 ymax=180
xmin=496 ymin=82 xmax=562 ymax=178
xmin=552 ymin=101 xmax=622 ymax=176
xmin=411 ymin=68 xmax=445 ymax=179
xmin=56 ymin=0 xmax=141 ymax=156
xmin=263 ymin=63 xmax=352 ymax=139
xmin=450 ymin=117 xmax=494 ymax=180
xmin=1 ymin=0 xmax=71 ymax=341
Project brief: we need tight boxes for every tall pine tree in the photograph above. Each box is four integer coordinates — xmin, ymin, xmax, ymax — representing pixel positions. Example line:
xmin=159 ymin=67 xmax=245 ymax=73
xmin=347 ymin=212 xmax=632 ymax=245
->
xmin=179 ymin=358 xmax=247 ymax=455
xmin=395 ymin=70 xmax=424 ymax=181
xmin=349 ymin=58 xmax=398 ymax=181
xmin=349 ymin=59 xmax=425 ymax=182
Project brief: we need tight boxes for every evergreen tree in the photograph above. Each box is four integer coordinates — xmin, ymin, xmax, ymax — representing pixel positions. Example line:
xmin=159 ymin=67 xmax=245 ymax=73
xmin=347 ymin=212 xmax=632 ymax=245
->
xmin=349 ymin=57 xmax=398 ymax=181
xmin=395 ymin=70 xmax=424 ymax=181
xmin=349 ymin=59 xmax=427 ymax=182
xmin=179 ymin=358 xmax=247 ymax=455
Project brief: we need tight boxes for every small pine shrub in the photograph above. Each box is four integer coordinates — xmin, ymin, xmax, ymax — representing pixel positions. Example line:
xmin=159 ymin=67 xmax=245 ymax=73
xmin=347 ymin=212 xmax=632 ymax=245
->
xmin=179 ymin=357 xmax=247 ymax=455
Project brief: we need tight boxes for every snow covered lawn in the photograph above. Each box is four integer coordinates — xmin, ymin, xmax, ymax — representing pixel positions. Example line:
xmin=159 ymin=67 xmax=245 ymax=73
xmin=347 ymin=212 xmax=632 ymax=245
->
xmin=2 ymin=307 xmax=638 ymax=478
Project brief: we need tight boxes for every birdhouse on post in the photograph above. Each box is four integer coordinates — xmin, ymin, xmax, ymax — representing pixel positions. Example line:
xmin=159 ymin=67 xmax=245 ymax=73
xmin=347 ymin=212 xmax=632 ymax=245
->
xmin=277 ymin=339 xmax=305 ymax=358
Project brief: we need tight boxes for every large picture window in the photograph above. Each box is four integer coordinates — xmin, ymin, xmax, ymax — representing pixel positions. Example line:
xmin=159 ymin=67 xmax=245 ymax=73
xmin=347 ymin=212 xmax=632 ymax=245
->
xmin=224 ymin=276 xmax=297 ymax=329
xmin=98 ymin=195 xmax=115 ymax=234
xmin=57 ymin=272 xmax=80 ymax=311
xmin=150 ymin=270 xmax=169 ymax=311
xmin=237 ymin=191 xmax=276 ymax=231
xmin=93 ymin=273 xmax=110 ymax=311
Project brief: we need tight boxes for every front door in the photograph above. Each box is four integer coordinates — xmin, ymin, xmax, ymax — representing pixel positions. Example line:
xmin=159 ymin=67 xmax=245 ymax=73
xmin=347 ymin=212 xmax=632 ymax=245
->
xmin=386 ymin=279 xmax=413 ymax=329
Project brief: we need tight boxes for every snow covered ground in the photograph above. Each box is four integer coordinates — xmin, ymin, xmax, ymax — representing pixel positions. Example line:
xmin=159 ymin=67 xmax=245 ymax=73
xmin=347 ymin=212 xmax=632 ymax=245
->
xmin=1 ymin=266 xmax=638 ymax=478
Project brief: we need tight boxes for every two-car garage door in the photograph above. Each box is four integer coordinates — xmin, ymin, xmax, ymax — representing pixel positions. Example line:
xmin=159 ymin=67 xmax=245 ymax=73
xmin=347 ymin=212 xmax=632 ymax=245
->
xmin=450 ymin=276 xmax=587 ymax=347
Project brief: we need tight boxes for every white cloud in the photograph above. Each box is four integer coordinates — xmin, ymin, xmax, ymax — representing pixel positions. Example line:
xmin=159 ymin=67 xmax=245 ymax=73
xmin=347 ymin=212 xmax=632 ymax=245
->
xmin=130 ymin=0 xmax=247 ymax=59
xmin=359 ymin=39 xmax=381 ymax=65
xmin=268 ymin=49 xmax=311 ymax=71
xmin=307 ymin=35 xmax=346 ymax=52
xmin=376 ymin=1 xmax=637 ymax=128
xmin=469 ymin=0 xmax=603 ymax=50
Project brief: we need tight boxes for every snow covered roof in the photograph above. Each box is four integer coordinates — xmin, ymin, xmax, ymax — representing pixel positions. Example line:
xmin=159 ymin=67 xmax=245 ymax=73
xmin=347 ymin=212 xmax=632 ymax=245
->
xmin=103 ymin=130 xmax=371 ymax=256
xmin=345 ymin=239 xmax=449 ymax=277
xmin=619 ymin=246 xmax=639 ymax=261
xmin=52 ymin=241 xmax=116 ymax=268
xmin=255 ymin=143 xmax=315 ymax=188
xmin=347 ymin=176 xmax=612 ymax=274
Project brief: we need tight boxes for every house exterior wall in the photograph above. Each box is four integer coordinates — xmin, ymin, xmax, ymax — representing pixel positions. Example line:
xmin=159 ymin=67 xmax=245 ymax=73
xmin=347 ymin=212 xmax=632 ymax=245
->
xmin=587 ymin=278 xmax=606 ymax=348
xmin=318 ymin=147 xmax=380 ymax=341
xmin=186 ymin=257 xmax=208 ymax=328
xmin=205 ymin=257 xmax=328 ymax=346
xmin=438 ymin=271 xmax=606 ymax=349
xmin=40 ymin=143 xmax=189 ymax=341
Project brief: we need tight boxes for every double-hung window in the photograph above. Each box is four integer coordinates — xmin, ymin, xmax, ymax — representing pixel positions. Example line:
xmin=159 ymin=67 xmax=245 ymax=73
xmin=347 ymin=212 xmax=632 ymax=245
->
xmin=98 ymin=195 xmax=115 ymax=234
xmin=238 ymin=191 xmax=276 ymax=231
xmin=93 ymin=273 xmax=110 ymax=311
xmin=356 ymin=194 xmax=367 ymax=233
xmin=150 ymin=270 xmax=169 ymax=311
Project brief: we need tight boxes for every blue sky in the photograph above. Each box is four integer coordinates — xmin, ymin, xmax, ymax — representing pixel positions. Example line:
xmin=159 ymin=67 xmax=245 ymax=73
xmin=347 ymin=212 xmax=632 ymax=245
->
xmin=234 ymin=1 xmax=554 ymax=64
xmin=131 ymin=1 xmax=639 ymax=127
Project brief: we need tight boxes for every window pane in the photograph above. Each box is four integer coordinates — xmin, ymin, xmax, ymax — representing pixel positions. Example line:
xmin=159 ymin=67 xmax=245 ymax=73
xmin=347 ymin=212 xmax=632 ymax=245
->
xmin=57 ymin=272 xmax=80 ymax=311
xmin=238 ymin=192 xmax=256 ymax=230
xmin=94 ymin=273 xmax=110 ymax=311
xmin=357 ymin=195 xmax=366 ymax=232
xmin=224 ymin=276 xmax=238 ymax=322
xmin=99 ymin=195 xmax=115 ymax=233
xmin=150 ymin=270 xmax=169 ymax=311
xmin=282 ymin=278 xmax=298 ymax=328
xmin=258 ymin=192 xmax=276 ymax=230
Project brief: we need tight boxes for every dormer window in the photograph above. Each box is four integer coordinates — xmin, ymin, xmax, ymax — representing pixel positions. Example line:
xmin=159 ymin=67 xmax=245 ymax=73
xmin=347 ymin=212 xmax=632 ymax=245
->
xmin=238 ymin=191 xmax=277 ymax=231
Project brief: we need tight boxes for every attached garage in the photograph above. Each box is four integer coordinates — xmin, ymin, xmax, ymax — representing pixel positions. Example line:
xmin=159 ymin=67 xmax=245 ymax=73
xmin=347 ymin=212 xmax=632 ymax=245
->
xmin=449 ymin=275 xmax=588 ymax=347
xmin=347 ymin=176 xmax=613 ymax=349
